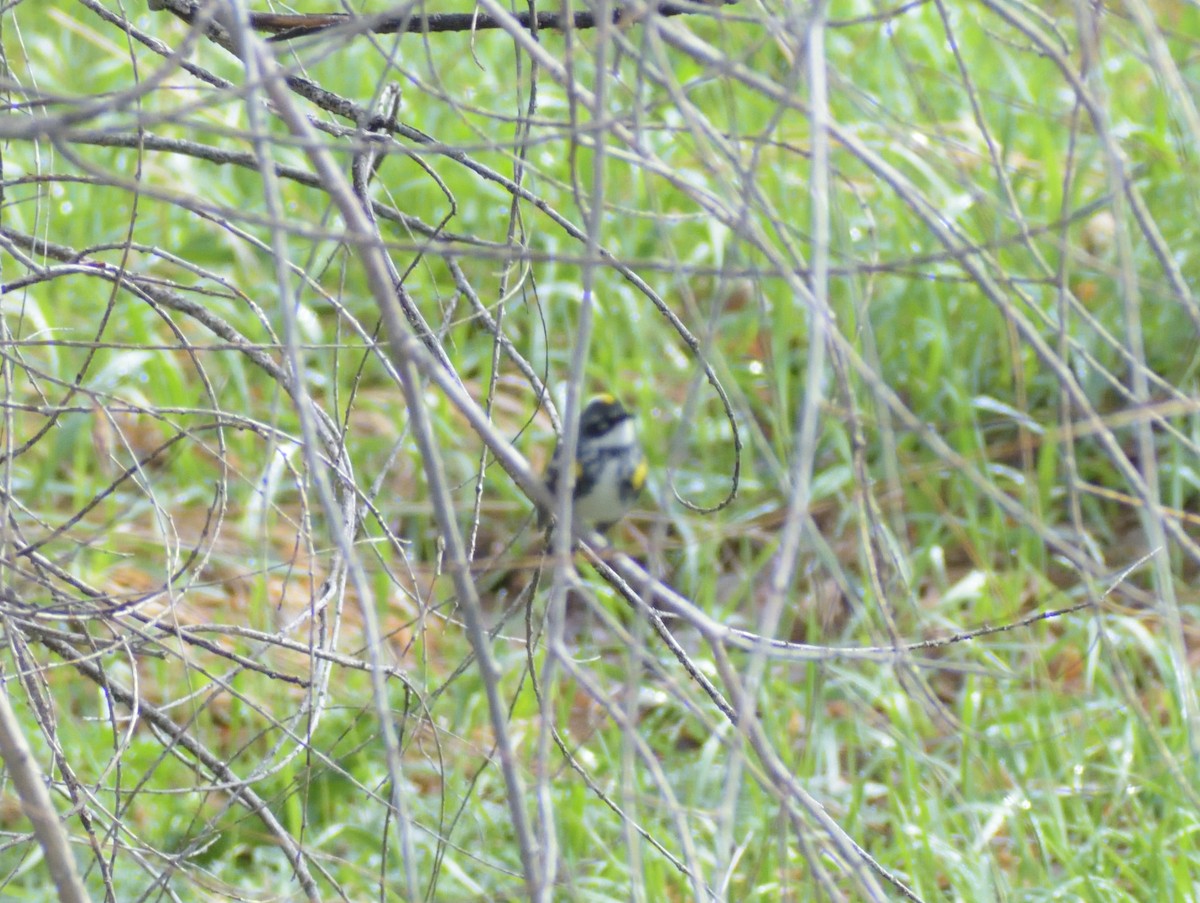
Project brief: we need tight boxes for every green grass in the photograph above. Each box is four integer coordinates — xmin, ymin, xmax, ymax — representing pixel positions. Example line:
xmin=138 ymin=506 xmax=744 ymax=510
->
xmin=4 ymin=0 xmax=1200 ymax=900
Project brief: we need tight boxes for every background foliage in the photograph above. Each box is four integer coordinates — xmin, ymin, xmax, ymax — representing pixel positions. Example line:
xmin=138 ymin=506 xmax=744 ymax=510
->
xmin=3 ymin=0 xmax=1200 ymax=900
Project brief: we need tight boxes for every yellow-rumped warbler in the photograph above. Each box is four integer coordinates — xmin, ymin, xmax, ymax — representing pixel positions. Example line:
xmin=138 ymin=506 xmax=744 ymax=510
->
xmin=543 ymin=394 xmax=647 ymax=534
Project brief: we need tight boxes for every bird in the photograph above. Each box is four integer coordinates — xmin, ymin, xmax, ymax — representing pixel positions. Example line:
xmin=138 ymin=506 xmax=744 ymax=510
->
xmin=542 ymin=394 xmax=647 ymax=535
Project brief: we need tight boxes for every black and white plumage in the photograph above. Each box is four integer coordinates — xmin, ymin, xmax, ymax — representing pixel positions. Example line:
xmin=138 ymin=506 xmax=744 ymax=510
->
xmin=543 ymin=395 xmax=646 ymax=534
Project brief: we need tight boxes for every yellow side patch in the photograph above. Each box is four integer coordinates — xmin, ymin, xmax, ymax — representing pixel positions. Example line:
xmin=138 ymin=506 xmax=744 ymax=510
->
xmin=631 ymin=457 xmax=648 ymax=491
